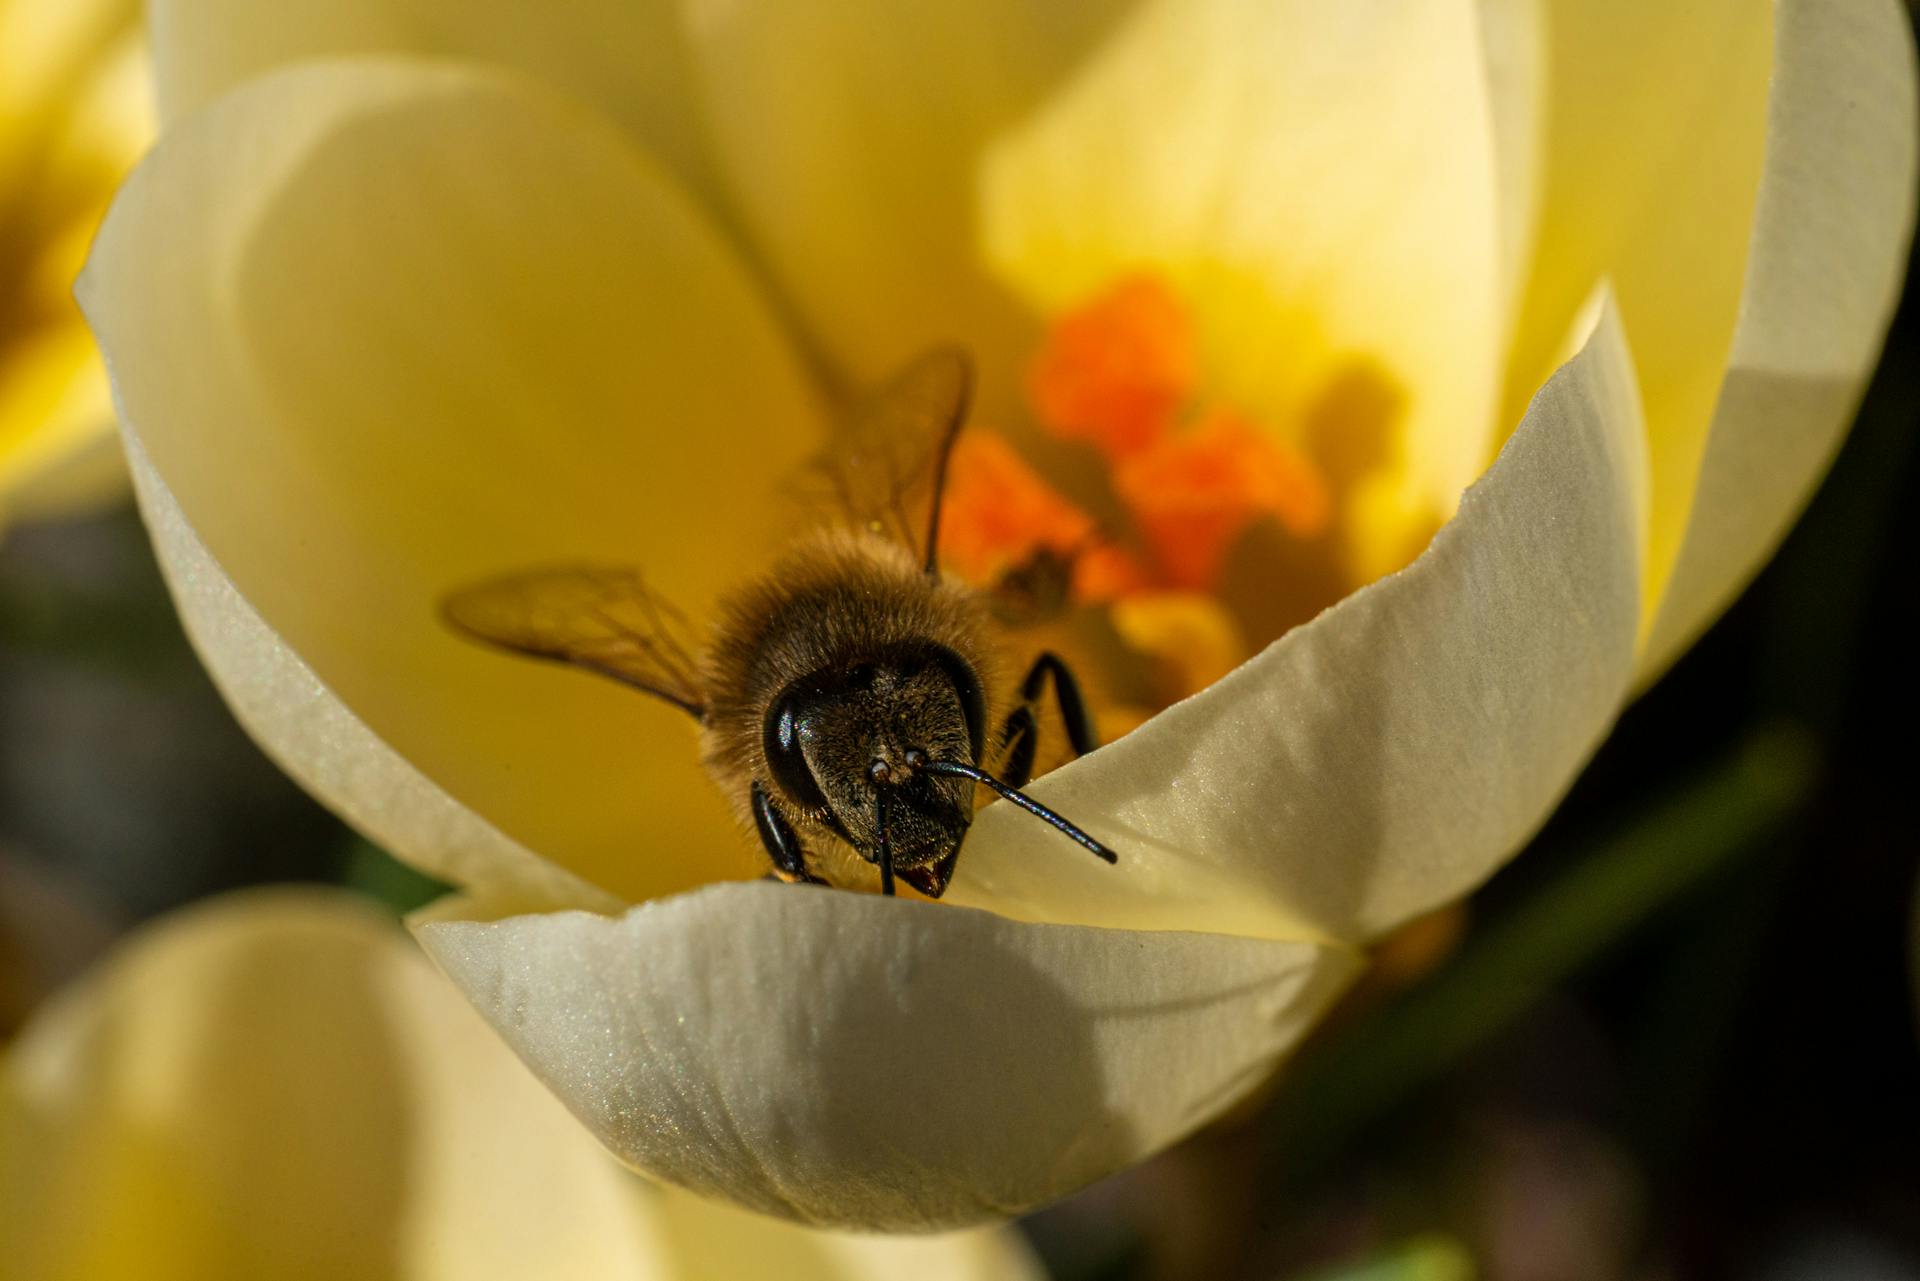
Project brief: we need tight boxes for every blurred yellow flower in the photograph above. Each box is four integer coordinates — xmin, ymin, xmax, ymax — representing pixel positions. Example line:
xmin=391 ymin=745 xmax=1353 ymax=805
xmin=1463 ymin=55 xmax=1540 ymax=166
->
xmin=0 ymin=0 xmax=149 ymax=526
xmin=0 ymin=888 xmax=1040 ymax=1279
xmin=75 ymin=0 xmax=1913 ymax=1232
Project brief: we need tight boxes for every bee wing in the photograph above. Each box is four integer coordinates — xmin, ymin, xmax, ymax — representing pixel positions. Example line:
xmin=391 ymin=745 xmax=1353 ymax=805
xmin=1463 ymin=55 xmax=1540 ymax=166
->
xmin=815 ymin=345 xmax=974 ymax=572
xmin=441 ymin=565 xmax=706 ymax=718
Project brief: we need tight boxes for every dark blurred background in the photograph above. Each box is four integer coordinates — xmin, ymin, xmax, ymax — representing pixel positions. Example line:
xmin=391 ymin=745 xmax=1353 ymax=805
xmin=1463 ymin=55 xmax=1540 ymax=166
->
xmin=3 ymin=92 xmax=1917 ymax=1281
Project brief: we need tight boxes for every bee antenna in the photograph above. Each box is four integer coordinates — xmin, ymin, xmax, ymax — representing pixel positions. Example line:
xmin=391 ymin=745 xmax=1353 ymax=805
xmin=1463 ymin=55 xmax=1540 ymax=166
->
xmin=917 ymin=760 xmax=1118 ymax=865
xmin=874 ymin=786 xmax=897 ymax=896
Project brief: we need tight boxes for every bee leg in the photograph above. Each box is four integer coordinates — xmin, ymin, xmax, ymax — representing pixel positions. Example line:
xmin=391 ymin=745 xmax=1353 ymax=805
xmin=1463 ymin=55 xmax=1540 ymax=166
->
xmin=752 ymin=780 xmax=824 ymax=886
xmin=996 ymin=704 xmax=1040 ymax=789
xmin=993 ymin=651 xmax=1097 ymax=787
xmin=1021 ymin=651 xmax=1097 ymax=758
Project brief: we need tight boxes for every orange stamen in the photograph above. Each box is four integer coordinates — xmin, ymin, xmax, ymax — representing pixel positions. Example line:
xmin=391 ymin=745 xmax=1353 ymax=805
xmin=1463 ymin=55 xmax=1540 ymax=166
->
xmin=1070 ymin=542 xmax=1152 ymax=603
xmin=1114 ymin=407 xmax=1331 ymax=590
xmin=1028 ymin=274 xmax=1196 ymax=458
xmin=938 ymin=429 xmax=1096 ymax=586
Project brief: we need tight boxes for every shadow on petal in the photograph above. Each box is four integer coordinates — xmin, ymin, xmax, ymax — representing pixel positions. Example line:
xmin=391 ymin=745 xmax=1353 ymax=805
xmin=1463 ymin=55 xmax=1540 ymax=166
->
xmin=951 ymin=299 xmax=1651 ymax=946
xmin=417 ymin=881 xmax=1354 ymax=1231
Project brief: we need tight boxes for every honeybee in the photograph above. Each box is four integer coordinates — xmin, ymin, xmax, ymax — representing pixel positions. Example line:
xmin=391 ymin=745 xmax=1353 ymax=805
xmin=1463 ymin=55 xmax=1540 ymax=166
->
xmin=442 ymin=348 xmax=1116 ymax=898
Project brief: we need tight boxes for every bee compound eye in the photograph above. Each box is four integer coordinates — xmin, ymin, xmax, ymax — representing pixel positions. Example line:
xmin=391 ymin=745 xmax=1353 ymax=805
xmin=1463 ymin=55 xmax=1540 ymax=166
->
xmin=763 ymin=692 xmax=831 ymax=814
xmin=927 ymin=648 xmax=987 ymax=764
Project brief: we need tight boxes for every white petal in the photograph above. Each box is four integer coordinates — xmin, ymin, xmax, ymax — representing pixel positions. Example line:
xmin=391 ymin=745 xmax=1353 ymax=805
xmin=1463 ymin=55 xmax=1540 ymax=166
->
xmin=1641 ymin=0 xmax=1918 ymax=678
xmin=948 ymin=298 xmax=1649 ymax=945
xmin=416 ymin=881 xmax=1358 ymax=1231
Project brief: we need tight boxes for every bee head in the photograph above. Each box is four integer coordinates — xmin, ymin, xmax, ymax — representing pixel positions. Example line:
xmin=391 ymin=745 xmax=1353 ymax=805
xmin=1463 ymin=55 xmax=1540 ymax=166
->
xmin=763 ymin=646 xmax=986 ymax=880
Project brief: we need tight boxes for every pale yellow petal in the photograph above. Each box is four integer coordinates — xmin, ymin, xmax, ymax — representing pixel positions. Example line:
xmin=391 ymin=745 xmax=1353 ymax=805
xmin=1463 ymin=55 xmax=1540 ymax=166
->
xmin=0 ymin=21 xmax=150 ymax=523
xmin=681 ymin=0 xmax=1137 ymax=410
xmin=80 ymin=60 xmax=824 ymax=904
xmin=1474 ymin=0 xmax=1548 ymax=316
xmin=416 ymin=882 xmax=1359 ymax=1231
xmin=0 ymin=320 xmax=119 ymax=521
xmin=22 ymin=21 xmax=153 ymax=246
xmin=1497 ymin=0 xmax=1773 ymax=629
xmin=0 ymin=0 xmax=136 ymax=121
xmin=985 ymin=0 xmax=1509 ymax=548
xmin=1 ymin=888 xmax=671 ymax=1281
xmin=149 ymin=0 xmax=712 ymax=202
xmin=120 ymin=430 xmax=616 ymax=915
xmin=1642 ymin=0 xmax=1917 ymax=678
xmin=948 ymin=298 xmax=1649 ymax=946
xmin=648 ymin=1184 xmax=1045 ymax=1281
xmin=5 ymin=888 xmax=1037 ymax=1277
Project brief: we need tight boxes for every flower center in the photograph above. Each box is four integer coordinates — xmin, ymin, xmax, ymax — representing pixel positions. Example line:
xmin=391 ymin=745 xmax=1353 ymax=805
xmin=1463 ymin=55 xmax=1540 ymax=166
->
xmin=943 ymin=273 xmax=1412 ymax=722
xmin=1026 ymin=274 xmax=1332 ymax=591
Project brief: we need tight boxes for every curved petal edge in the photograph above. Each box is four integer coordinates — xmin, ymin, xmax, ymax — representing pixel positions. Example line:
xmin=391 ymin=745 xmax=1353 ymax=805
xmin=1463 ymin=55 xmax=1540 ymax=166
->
xmin=1642 ymin=0 xmax=1918 ymax=679
xmin=416 ymin=881 xmax=1359 ymax=1232
xmin=950 ymin=296 xmax=1650 ymax=946
xmin=119 ymin=429 xmax=618 ymax=915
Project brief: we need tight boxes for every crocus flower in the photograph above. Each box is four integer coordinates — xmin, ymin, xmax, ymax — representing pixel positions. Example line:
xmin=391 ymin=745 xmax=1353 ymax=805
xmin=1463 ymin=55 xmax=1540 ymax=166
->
xmin=0 ymin=0 xmax=148 ymax=525
xmin=77 ymin=0 xmax=1914 ymax=1231
xmin=1 ymin=888 xmax=1040 ymax=1278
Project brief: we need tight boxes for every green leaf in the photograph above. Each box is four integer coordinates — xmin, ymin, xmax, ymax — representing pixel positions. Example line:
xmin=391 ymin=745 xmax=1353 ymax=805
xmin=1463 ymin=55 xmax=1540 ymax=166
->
xmin=1293 ymin=1235 xmax=1476 ymax=1281
xmin=339 ymin=836 xmax=451 ymax=917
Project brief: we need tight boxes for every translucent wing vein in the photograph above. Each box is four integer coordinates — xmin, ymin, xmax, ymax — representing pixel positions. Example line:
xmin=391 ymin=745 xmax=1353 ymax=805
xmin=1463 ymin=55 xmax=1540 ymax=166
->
xmin=810 ymin=346 xmax=974 ymax=570
xmin=442 ymin=566 xmax=706 ymax=717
